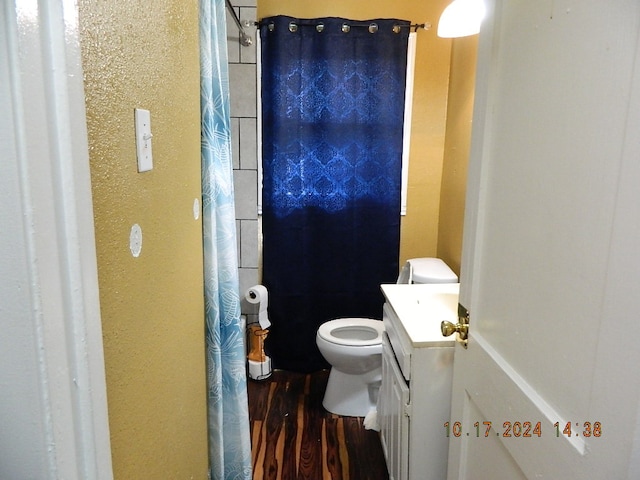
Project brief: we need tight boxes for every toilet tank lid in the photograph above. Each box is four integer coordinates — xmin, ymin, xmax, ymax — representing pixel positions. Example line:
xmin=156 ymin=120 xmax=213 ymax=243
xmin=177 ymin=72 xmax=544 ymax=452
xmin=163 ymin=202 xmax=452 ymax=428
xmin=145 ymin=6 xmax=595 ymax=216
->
xmin=408 ymin=257 xmax=458 ymax=283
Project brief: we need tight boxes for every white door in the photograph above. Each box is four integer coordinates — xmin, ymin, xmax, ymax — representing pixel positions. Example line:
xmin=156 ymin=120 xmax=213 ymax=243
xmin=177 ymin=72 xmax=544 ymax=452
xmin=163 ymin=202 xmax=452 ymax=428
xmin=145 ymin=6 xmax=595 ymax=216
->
xmin=448 ymin=1 xmax=640 ymax=478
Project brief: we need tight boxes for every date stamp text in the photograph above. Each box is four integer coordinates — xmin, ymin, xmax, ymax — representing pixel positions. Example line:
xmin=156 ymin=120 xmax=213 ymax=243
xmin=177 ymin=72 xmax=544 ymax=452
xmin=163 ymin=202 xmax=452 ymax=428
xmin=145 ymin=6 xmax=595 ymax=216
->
xmin=444 ymin=421 xmax=602 ymax=438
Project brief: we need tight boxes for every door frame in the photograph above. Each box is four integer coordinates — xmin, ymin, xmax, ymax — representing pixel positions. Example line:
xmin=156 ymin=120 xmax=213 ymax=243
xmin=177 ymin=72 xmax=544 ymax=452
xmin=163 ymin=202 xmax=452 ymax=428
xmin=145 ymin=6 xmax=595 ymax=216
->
xmin=2 ymin=1 xmax=112 ymax=477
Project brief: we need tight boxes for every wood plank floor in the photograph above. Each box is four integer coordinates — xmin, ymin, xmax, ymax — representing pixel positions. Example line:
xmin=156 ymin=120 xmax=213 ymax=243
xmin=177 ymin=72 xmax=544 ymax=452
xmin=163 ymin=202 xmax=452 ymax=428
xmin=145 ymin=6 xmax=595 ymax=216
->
xmin=248 ymin=369 xmax=390 ymax=480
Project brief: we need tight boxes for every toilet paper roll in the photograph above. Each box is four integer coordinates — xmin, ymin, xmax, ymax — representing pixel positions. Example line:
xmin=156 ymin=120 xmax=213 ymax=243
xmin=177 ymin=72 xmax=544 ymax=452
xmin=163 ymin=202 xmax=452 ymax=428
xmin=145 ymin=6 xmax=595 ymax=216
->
xmin=245 ymin=285 xmax=270 ymax=329
xmin=245 ymin=284 xmax=267 ymax=304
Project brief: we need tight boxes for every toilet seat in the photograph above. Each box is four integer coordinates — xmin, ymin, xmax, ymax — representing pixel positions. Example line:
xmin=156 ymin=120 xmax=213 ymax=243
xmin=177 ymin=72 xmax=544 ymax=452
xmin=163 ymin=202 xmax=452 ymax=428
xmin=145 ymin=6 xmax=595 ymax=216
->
xmin=317 ymin=318 xmax=384 ymax=347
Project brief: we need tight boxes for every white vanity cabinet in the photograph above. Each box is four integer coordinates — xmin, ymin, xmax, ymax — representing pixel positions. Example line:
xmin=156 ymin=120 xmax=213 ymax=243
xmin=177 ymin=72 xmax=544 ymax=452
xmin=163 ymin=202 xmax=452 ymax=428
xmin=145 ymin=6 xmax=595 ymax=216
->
xmin=378 ymin=283 xmax=459 ymax=480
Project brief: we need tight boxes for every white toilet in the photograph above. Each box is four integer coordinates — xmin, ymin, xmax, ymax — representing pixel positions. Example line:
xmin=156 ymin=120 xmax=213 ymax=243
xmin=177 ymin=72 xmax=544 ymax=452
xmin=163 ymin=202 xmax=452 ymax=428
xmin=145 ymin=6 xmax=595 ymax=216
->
xmin=316 ymin=257 xmax=458 ymax=417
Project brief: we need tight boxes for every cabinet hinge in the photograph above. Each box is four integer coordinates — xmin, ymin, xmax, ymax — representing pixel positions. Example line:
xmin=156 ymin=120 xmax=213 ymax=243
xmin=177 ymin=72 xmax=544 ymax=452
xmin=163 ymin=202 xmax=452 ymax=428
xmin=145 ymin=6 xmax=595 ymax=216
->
xmin=404 ymin=402 xmax=412 ymax=417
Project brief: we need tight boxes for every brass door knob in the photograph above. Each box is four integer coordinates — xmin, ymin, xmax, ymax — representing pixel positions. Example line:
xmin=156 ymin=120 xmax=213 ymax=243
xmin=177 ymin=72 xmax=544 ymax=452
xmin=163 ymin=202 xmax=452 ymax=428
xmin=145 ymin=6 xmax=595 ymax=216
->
xmin=441 ymin=320 xmax=468 ymax=339
xmin=441 ymin=320 xmax=459 ymax=337
xmin=441 ymin=320 xmax=469 ymax=348
xmin=440 ymin=303 xmax=470 ymax=348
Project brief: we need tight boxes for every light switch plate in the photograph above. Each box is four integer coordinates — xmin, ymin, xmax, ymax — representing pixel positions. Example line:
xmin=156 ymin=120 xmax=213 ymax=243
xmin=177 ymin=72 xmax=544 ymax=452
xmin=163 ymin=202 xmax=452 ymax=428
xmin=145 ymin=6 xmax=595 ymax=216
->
xmin=135 ymin=108 xmax=153 ymax=172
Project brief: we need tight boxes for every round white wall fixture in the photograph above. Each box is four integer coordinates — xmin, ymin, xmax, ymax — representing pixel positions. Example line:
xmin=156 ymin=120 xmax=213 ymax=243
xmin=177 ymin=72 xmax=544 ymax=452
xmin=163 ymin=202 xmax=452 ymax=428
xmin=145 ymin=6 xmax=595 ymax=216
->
xmin=129 ymin=223 xmax=142 ymax=257
xmin=193 ymin=198 xmax=200 ymax=220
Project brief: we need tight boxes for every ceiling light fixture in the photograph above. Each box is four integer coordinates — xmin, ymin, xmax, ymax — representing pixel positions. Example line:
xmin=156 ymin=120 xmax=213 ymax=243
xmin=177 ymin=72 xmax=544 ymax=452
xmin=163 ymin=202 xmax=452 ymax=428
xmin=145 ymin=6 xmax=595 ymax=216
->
xmin=437 ymin=0 xmax=486 ymax=38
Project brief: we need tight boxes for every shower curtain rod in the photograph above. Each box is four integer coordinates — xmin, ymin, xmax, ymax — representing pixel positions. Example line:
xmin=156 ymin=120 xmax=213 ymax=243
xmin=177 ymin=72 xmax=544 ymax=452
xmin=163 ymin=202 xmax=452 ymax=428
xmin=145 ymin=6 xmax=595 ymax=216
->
xmin=224 ymin=4 xmax=431 ymax=48
xmin=225 ymin=0 xmax=253 ymax=47
xmin=255 ymin=19 xmax=431 ymax=33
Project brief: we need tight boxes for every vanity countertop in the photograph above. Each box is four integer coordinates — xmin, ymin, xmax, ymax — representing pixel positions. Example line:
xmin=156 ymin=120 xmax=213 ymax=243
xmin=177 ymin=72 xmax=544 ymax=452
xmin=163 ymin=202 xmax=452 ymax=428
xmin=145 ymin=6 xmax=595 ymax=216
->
xmin=380 ymin=283 xmax=460 ymax=347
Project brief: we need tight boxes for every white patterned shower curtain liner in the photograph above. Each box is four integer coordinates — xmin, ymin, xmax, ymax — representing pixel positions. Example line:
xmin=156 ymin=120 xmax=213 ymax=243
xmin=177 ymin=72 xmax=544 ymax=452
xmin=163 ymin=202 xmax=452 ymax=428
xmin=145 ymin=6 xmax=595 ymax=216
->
xmin=199 ymin=0 xmax=252 ymax=477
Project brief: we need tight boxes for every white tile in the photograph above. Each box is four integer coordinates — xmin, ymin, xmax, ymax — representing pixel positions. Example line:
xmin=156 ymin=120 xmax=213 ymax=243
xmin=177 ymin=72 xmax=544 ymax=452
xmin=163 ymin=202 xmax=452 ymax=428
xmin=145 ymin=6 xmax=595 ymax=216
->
xmin=232 ymin=0 xmax=256 ymax=7
xmin=229 ymin=63 xmax=257 ymax=117
xmin=231 ymin=117 xmax=240 ymax=169
xmin=233 ymin=169 xmax=257 ymax=219
xmin=239 ymin=118 xmax=257 ymax=170
xmin=236 ymin=219 xmax=241 ymax=264
xmin=239 ymin=268 xmax=259 ymax=297
xmin=226 ymin=8 xmax=240 ymax=63
xmin=240 ymin=219 xmax=259 ymax=268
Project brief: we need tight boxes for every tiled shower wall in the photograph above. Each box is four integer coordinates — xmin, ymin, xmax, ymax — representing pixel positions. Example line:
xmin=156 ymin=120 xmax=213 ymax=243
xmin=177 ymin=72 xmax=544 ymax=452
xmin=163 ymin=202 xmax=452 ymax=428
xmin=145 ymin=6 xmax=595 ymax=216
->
xmin=226 ymin=0 xmax=260 ymax=296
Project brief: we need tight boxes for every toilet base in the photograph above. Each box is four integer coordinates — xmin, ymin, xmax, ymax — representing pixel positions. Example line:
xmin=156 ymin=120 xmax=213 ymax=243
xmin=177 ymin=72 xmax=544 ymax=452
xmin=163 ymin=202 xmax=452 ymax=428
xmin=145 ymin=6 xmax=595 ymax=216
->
xmin=322 ymin=367 xmax=381 ymax=417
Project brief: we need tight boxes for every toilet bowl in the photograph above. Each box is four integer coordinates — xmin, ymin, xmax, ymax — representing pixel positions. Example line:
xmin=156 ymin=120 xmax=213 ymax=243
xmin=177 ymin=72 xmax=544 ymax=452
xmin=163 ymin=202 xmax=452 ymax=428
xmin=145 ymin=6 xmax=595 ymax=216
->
xmin=316 ymin=318 xmax=385 ymax=417
xmin=316 ymin=257 xmax=458 ymax=417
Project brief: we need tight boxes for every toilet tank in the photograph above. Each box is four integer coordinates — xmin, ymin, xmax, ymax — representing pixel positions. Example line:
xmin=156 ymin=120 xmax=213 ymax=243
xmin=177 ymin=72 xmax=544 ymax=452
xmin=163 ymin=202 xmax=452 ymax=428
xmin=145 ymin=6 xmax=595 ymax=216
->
xmin=407 ymin=257 xmax=458 ymax=284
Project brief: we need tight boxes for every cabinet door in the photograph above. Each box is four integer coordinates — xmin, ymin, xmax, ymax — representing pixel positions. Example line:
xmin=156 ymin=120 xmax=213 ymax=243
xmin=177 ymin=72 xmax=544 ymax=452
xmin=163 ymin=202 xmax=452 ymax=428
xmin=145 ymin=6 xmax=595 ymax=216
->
xmin=380 ymin=335 xmax=410 ymax=480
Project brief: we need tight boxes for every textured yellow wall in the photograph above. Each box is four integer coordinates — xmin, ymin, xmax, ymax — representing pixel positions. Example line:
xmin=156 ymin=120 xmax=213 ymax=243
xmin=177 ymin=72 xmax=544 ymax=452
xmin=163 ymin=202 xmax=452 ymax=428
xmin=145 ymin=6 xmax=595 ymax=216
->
xmin=78 ymin=1 xmax=208 ymax=478
xmin=258 ymin=0 xmax=453 ymax=264
xmin=438 ymin=36 xmax=479 ymax=275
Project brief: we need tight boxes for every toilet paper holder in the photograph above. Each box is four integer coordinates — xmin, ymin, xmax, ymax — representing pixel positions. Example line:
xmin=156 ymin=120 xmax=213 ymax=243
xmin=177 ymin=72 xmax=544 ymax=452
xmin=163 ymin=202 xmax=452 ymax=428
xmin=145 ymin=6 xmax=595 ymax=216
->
xmin=243 ymin=285 xmax=271 ymax=330
xmin=243 ymin=285 xmax=273 ymax=380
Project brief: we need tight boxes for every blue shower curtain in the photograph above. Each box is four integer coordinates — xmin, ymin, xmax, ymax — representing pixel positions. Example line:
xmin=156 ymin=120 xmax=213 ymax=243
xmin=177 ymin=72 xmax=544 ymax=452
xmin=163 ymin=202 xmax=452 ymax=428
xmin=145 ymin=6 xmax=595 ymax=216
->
xmin=260 ymin=16 xmax=410 ymax=372
xmin=200 ymin=0 xmax=251 ymax=478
